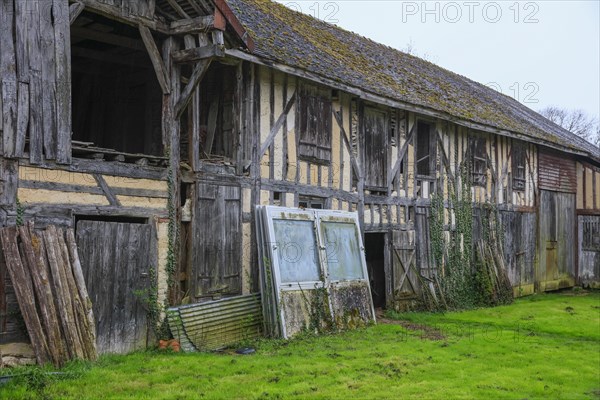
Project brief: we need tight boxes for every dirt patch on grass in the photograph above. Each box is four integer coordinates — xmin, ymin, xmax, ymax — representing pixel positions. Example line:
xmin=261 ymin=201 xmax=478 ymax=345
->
xmin=376 ymin=311 xmax=446 ymax=341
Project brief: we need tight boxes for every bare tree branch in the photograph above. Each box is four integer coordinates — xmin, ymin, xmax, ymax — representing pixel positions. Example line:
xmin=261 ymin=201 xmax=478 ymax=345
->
xmin=539 ymin=106 xmax=599 ymax=148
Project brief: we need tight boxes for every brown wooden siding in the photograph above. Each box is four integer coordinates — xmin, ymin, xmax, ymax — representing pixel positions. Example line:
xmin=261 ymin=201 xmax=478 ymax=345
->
xmin=538 ymin=149 xmax=576 ymax=193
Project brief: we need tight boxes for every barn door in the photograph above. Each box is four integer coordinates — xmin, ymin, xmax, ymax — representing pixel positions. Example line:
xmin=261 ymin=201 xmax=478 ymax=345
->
xmin=192 ymin=183 xmax=242 ymax=301
xmin=538 ymin=190 xmax=576 ymax=291
xmin=391 ymin=230 xmax=418 ymax=309
xmin=76 ymin=221 xmax=154 ymax=354
xmin=578 ymin=215 xmax=600 ymax=287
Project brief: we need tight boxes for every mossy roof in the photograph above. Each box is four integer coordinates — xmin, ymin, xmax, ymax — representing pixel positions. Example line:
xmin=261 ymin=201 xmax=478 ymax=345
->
xmin=226 ymin=0 xmax=599 ymax=161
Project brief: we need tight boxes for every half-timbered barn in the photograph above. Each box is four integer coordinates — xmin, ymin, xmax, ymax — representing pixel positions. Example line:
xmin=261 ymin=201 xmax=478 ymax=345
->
xmin=1 ymin=0 xmax=598 ymax=356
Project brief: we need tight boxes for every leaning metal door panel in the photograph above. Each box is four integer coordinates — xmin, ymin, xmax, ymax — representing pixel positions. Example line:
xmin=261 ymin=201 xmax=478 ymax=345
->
xmin=257 ymin=206 xmax=375 ymax=339
xmin=317 ymin=211 xmax=376 ymax=327
xmin=262 ymin=207 xmax=326 ymax=338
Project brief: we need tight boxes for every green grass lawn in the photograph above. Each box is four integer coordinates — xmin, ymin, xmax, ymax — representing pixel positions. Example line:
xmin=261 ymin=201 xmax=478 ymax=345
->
xmin=2 ymin=291 xmax=599 ymax=399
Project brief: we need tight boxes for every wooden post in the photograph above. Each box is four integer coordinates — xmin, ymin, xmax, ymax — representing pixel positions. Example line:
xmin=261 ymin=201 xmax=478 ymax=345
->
xmin=162 ymin=37 xmax=182 ymax=304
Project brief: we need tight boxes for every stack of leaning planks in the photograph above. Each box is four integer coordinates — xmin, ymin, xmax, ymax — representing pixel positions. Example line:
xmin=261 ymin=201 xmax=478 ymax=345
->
xmin=0 ymin=222 xmax=96 ymax=367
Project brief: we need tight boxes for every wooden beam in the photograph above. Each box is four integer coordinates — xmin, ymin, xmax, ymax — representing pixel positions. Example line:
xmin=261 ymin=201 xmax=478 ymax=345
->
xmin=170 ymin=15 xmax=219 ymax=35
xmin=166 ymin=0 xmax=190 ymax=18
xmin=138 ymin=25 xmax=171 ymax=94
xmin=214 ymin=9 xmax=227 ymax=31
xmin=69 ymin=2 xmax=85 ymax=24
xmin=75 ymin=0 xmax=169 ymax=33
xmin=172 ymin=44 xmax=224 ymax=63
xmin=260 ymin=91 xmax=296 ymax=157
xmin=70 ymin=26 xmax=145 ymax=51
xmin=175 ymin=59 xmax=211 ymax=119
xmin=94 ymin=174 xmax=121 ymax=206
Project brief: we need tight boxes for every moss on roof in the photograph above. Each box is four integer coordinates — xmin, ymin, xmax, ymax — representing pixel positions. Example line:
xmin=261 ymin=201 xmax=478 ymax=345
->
xmin=227 ymin=0 xmax=599 ymax=160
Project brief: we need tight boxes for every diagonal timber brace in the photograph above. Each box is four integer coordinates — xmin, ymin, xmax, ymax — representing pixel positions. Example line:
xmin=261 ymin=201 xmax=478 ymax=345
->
xmin=174 ymin=59 xmax=211 ymax=119
xmin=139 ymin=25 xmax=171 ymax=94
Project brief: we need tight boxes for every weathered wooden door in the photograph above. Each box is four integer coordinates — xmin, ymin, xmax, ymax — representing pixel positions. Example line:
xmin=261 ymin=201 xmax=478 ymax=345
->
xmin=192 ymin=183 xmax=242 ymax=301
xmin=391 ymin=230 xmax=418 ymax=310
xmin=500 ymin=211 xmax=536 ymax=296
xmin=538 ymin=190 xmax=576 ymax=291
xmin=76 ymin=221 xmax=154 ymax=354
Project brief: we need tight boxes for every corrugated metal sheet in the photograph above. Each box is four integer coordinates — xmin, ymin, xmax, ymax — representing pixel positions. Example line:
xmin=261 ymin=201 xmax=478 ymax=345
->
xmin=167 ymin=293 xmax=262 ymax=352
xmin=538 ymin=150 xmax=577 ymax=193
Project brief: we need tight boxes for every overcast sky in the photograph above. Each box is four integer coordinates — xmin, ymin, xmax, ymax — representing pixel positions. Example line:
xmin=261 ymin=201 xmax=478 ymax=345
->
xmin=275 ymin=0 xmax=600 ymax=122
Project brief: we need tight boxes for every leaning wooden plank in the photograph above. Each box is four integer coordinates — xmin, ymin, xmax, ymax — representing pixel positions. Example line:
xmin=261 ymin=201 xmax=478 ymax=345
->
xmin=52 ymin=226 xmax=86 ymax=360
xmin=44 ymin=227 xmax=84 ymax=360
xmin=29 ymin=225 xmax=69 ymax=364
xmin=54 ymin=0 xmax=73 ymax=164
xmin=0 ymin=227 xmax=50 ymax=365
xmin=58 ymin=229 xmax=97 ymax=360
xmin=18 ymin=224 xmax=65 ymax=367
xmin=66 ymin=229 xmax=97 ymax=359
xmin=139 ymin=25 xmax=170 ymax=94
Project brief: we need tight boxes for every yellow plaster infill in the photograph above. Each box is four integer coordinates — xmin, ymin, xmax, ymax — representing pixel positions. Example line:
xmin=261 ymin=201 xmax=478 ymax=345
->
xmin=18 ymin=188 xmax=109 ymax=206
xmin=19 ymin=166 xmax=96 ymax=186
xmin=116 ymin=195 xmax=167 ymax=209
xmin=102 ymin=175 xmax=167 ymax=192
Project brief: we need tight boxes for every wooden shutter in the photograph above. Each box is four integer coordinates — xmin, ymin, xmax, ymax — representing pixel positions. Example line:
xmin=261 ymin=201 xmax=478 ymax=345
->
xmin=297 ymin=83 xmax=332 ymax=162
xmin=415 ymin=121 xmax=435 ymax=177
xmin=364 ymin=107 xmax=388 ymax=189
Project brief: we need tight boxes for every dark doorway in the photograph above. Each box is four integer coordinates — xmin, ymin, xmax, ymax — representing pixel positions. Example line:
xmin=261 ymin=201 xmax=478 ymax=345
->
xmin=365 ymin=233 xmax=386 ymax=308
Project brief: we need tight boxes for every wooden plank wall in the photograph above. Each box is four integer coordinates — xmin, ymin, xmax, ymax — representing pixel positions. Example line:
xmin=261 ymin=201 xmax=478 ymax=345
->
xmin=0 ymin=0 xmax=72 ymax=164
xmin=576 ymin=162 xmax=600 ymax=212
